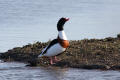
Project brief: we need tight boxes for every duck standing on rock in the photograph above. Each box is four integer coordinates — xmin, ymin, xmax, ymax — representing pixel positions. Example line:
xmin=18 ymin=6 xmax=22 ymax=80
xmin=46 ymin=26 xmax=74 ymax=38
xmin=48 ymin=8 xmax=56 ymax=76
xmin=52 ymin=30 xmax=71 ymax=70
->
xmin=38 ymin=17 xmax=69 ymax=64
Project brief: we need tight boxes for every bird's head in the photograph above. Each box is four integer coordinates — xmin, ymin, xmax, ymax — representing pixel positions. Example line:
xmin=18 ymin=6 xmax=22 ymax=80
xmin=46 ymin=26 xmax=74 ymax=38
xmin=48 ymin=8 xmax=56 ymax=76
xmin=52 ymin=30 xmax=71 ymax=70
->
xmin=57 ymin=17 xmax=69 ymax=31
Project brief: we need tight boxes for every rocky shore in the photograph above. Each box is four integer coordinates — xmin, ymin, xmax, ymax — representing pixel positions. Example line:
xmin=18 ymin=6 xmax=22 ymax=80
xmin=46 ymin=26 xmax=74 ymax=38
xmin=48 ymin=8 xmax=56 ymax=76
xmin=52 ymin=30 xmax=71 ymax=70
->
xmin=0 ymin=34 xmax=120 ymax=70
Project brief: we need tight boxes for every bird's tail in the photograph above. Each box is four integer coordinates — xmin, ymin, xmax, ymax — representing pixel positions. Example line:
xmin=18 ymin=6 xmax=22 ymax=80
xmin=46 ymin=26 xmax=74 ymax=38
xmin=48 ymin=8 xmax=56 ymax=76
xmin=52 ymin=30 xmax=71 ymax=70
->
xmin=38 ymin=46 xmax=48 ymax=58
xmin=38 ymin=51 xmax=44 ymax=58
xmin=38 ymin=54 xmax=43 ymax=57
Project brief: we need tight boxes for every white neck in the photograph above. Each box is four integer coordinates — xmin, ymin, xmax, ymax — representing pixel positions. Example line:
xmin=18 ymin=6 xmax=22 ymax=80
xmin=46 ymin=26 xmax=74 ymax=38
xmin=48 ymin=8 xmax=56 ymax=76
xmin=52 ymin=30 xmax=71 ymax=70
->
xmin=58 ymin=30 xmax=67 ymax=40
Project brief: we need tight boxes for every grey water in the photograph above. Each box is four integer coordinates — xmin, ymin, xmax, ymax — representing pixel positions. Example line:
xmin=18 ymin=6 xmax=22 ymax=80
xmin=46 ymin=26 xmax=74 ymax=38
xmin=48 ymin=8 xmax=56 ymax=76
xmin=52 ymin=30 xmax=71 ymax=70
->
xmin=0 ymin=62 xmax=120 ymax=80
xmin=0 ymin=0 xmax=120 ymax=52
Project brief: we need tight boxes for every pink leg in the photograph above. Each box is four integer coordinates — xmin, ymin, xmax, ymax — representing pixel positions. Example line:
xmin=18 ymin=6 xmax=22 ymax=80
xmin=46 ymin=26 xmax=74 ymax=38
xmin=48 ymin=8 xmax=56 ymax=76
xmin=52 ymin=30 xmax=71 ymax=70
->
xmin=50 ymin=57 xmax=54 ymax=65
xmin=54 ymin=56 xmax=60 ymax=62
xmin=50 ymin=57 xmax=53 ymax=64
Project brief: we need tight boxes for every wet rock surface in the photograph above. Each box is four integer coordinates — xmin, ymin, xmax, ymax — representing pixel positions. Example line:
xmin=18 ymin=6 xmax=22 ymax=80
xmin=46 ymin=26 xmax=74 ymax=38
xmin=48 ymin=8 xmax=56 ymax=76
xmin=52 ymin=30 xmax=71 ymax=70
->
xmin=1 ymin=34 xmax=120 ymax=70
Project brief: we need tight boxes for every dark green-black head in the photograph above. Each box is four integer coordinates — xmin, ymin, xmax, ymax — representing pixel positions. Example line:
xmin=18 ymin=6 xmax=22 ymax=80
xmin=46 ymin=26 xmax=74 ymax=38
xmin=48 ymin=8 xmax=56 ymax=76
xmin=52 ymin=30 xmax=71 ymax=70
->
xmin=57 ymin=17 xmax=69 ymax=31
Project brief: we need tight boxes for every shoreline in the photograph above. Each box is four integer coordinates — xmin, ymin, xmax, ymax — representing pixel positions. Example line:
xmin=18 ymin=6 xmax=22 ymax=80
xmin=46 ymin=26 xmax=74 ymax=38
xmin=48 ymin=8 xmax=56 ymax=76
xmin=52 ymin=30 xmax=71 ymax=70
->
xmin=0 ymin=34 xmax=120 ymax=70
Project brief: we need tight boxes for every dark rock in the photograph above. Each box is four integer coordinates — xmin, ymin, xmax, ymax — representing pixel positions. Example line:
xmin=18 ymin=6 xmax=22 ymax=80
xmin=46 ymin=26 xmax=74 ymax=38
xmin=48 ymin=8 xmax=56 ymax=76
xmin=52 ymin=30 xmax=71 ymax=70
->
xmin=1 ymin=34 xmax=120 ymax=70
xmin=111 ymin=65 xmax=120 ymax=70
xmin=78 ymin=64 xmax=106 ymax=69
xmin=117 ymin=34 xmax=120 ymax=38
xmin=105 ymin=37 xmax=115 ymax=42
xmin=28 ymin=58 xmax=38 ymax=66
xmin=53 ymin=60 xmax=70 ymax=67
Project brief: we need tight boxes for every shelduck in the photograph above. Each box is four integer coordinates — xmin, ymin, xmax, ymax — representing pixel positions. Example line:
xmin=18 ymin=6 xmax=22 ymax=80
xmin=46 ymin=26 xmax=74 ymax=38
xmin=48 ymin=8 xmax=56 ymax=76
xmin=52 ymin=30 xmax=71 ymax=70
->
xmin=38 ymin=17 xmax=69 ymax=64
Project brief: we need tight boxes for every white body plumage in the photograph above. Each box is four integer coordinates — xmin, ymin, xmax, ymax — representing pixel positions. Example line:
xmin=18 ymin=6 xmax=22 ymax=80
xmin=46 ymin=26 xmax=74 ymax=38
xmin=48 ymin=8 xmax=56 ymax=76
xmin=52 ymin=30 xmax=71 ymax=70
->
xmin=38 ymin=30 xmax=67 ymax=57
xmin=43 ymin=43 xmax=65 ymax=56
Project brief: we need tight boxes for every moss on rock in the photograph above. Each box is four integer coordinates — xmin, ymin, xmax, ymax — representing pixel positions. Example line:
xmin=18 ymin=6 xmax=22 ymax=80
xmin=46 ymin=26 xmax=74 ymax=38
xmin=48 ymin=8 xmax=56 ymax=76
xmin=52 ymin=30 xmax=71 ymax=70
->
xmin=1 ymin=34 xmax=120 ymax=70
